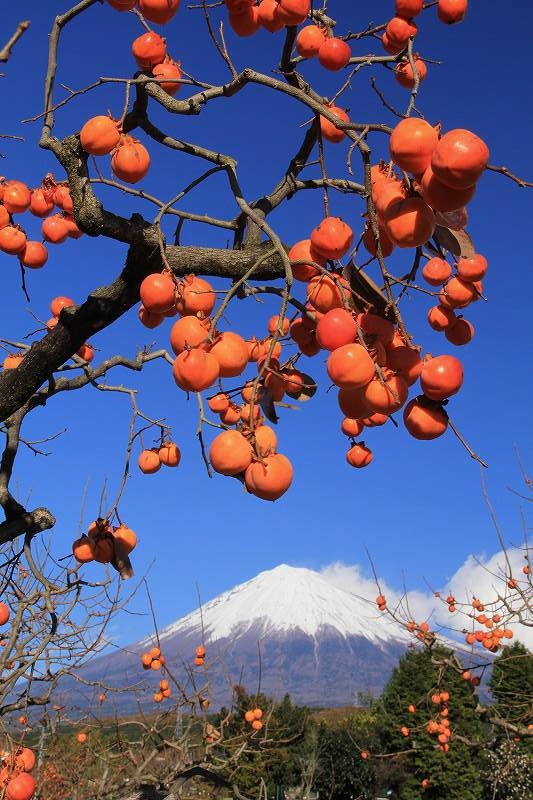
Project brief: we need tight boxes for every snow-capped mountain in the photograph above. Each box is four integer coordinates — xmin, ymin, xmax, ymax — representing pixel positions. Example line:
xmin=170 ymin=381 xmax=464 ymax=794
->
xmin=60 ymin=565 xmax=408 ymax=711
xmin=150 ymin=563 xmax=402 ymax=645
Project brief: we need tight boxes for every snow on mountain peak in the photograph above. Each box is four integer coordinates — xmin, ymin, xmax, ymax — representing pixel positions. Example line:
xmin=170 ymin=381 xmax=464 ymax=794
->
xmin=156 ymin=563 xmax=404 ymax=645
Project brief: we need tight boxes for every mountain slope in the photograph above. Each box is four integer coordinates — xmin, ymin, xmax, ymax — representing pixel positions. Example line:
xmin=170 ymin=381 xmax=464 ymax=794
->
xmin=57 ymin=564 xmax=408 ymax=711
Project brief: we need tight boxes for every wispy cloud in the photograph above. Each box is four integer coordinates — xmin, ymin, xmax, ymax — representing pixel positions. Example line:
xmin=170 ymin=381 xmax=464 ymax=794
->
xmin=320 ymin=549 xmax=532 ymax=649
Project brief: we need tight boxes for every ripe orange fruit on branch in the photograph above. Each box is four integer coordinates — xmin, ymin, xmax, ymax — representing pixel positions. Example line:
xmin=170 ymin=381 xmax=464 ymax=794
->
xmin=108 ymin=0 xmax=138 ymax=10
xmin=296 ymin=24 xmax=326 ymax=58
xmin=327 ymin=344 xmax=376 ymax=390
xmin=2 ymin=181 xmax=31 ymax=214
xmin=5 ymin=773 xmax=36 ymax=800
xmin=229 ymin=7 xmax=261 ymax=37
xmin=267 ymin=315 xmax=290 ymax=336
xmin=441 ymin=276 xmax=476 ymax=308
xmin=76 ymin=343 xmax=94 ymax=363
xmin=395 ymin=56 xmax=427 ymax=89
xmin=288 ymin=239 xmax=325 ymax=282
xmin=374 ymin=178 xmax=406 ymax=219
xmin=431 ymin=128 xmax=489 ymax=189
xmin=383 ymin=197 xmax=435 ymax=248
xmin=139 ymin=0 xmax=181 ymax=24
xmin=208 ymin=392 xmax=230 ymax=413
xmin=2 ymin=353 xmax=24 ymax=370
xmin=395 ymin=0 xmax=424 ymax=16
xmin=152 ymin=57 xmax=182 ymax=96
xmin=247 ymin=425 xmax=278 ymax=457
xmin=445 ymin=318 xmax=474 ymax=345
xmin=138 ymin=449 xmax=162 ymax=474
xmin=245 ymin=454 xmax=293 ymax=501
xmin=420 ymin=354 xmax=463 ymax=401
xmin=176 ymin=275 xmax=216 ymax=316
xmin=139 ymin=306 xmax=164 ymax=329
xmin=55 ymin=186 xmax=73 ymax=217
xmin=140 ymin=273 xmax=176 ymax=313
xmin=341 ymin=417 xmax=364 ymax=437
xmin=381 ymin=32 xmax=404 ymax=55
xmin=362 ymin=373 xmax=408 ymax=414
xmin=173 ymin=348 xmax=220 ymax=392
xmin=418 ymin=164 xmax=476 ymax=211
xmin=169 ymin=315 xmax=210 ymax=354
xmin=403 ymin=397 xmax=448 ymax=439
xmin=316 ymin=308 xmax=357 ymax=351
xmin=306 ymin=274 xmax=351 ymax=313
xmin=0 ymin=226 xmax=27 ymax=255
xmin=456 ymin=253 xmax=487 ymax=282
xmin=422 ymin=257 xmax=452 ymax=286
xmin=159 ymin=442 xmax=181 ymax=467
xmin=311 ymin=217 xmax=353 ymax=260
xmin=132 ymin=32 xmax=167 ymax=69
xmin=318 ymin=37 xmax=351 ymax=71
xmin=437 ymin=0 xmax=468 ymax=24
xmin=29 ymin=188 xmax=54 ymax=217
xmin=346 ymin=443 xmax=373 ymax=468
xmin=20 ymin=241 xmax=48 ymax=268
xmin=113 ymin=524 xmax=137 ymax=554
xmin=111 ymin=137 xmax=151 ymax=184
xmin=427 ymin=305 xmax=456 ymax=331
xmin=210 ymin=430 xmax=253 ymax=476
xmin=362 ymin=223 xmax=395 ymax=258
xmin=257 ymin=0 xmax=285 ymax=32
xmin=337 ymin=387 xmax=371 ymax=420
xmin=72 ymin=536 xmax=95 ymax=563
xmin=386 ymin=16 xmax=418 ymax=46
xmin=386 ymin=346 xmax=423 ymax=386
xmin=80 ymin=115 xmax=121 ymax=156
xmin=50 ymin=295 xmax=75 ymax=316
xmin=320 ymin=106 xmax=350 ymax=144
xmin=0 ymin=602 xmax=10 ymax=625
xmin=209 ymin=331 xmax=249 ymax=378
xmin=275 ymin=0 xmax=310 ymax=25
xmin=42 ymin=214 xmax=70 ymax=244
xmin=358 ymin=313 xmax=395 ymax=345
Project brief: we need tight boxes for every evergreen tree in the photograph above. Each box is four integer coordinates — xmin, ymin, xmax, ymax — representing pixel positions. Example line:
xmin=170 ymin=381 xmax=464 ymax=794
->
xmin=215 ymin=688 xmax=311 ymax=795
xmin=377 ymin=646 xmax=484 ymax=800
xmin=313 ymin=716 xmax=376 ymax=800
xmin=489 ymin=642 xmax=533 ymax=729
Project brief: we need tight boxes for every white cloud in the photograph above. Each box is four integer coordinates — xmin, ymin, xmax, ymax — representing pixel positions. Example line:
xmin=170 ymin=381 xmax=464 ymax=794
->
xmin=320 ymin=548 xmax=533 ymax=650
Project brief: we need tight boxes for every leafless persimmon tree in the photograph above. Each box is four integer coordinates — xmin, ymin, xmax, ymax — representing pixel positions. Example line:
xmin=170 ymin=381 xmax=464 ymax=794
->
xmin=0 ymin=1 xmax=532 ymax=797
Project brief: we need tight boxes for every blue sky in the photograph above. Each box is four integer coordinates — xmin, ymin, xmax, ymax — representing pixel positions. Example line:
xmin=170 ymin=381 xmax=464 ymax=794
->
xmin=1 ymin=1 xmax=532 ymax=645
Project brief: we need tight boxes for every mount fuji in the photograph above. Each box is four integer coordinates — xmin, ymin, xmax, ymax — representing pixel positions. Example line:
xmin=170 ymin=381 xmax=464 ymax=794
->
xmin=62 ymin=564 xmax=408 ymax=711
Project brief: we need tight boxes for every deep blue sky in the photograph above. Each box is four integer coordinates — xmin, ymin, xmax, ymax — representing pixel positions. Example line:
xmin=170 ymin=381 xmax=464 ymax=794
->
xmin=1 ymin=1 xmax=532 ymax=644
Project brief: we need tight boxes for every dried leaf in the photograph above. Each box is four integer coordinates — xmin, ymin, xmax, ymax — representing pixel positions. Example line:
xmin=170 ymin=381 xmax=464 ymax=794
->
xmin=259 ymin=387 xmax=279 ymax=424
xmin=285 ymin=372 xmax=317 ymax=402
xmin=434 ymin=207 xmax=468 ymax=231
xmin=112 ymin=539 xmax=134 ymax=579
xmin=434 ymin=226 xmax=475 ymax=259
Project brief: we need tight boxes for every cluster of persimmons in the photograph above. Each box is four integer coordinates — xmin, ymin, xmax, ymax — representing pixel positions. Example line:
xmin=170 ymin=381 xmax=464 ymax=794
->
xmin=72 ymin=519 xmax=137 ymax=565
xmin=244 ymin=706 xmax=264 ymax=731
xmin=6 ymin=0 xmax=486 ymax=514
xmin=0 ymin=176 xmax=82 ymax=269
xmin=0 ymin=745 xmax=36 ymax=800
xmin=3 ymin=295 xmax=94 ymax=368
